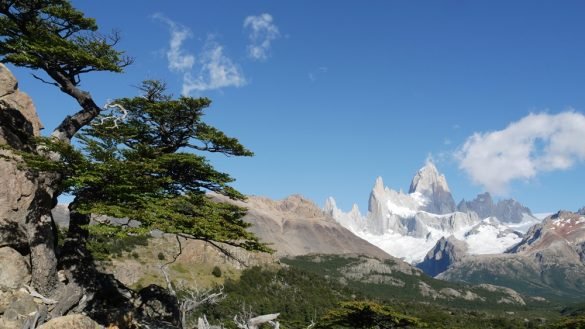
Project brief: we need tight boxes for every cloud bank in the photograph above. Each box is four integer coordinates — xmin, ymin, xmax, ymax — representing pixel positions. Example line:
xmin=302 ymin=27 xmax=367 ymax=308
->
xmin=155 ymin=14 xmax=245 ymax=94
xmin=244 ymin=13 xmax=280 ymax=61
xmin=456 ymin=111 xmax=585 ymax=194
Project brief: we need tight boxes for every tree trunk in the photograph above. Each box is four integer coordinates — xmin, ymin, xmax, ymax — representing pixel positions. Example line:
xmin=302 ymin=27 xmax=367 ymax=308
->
xmin=25 ymin=184 xmax=59 ymax=296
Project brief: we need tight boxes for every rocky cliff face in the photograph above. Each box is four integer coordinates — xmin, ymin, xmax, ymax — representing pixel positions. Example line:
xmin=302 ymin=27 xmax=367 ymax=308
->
xmin=458 ymin=192 xmax=534 ymax=223
xmin=0 ymin=64 xmax=45 ymax=252
xmin=417 ymin=236 xmax=467 ymax=277
xmin=0 ymin=64 xmax=61 ymax=297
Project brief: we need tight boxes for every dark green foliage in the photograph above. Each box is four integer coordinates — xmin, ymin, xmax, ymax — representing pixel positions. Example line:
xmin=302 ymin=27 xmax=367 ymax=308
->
xmin=85 ymin=227 xmax=149 ymax=261
xmin=0 ymin=0 xmax=131 ymax=84
xmin=554 ymin=304 xmax=585 ymax=329
xmin=66 ymin=81 xmax=268 ymax=252
xmin=561 ymin=303 xmax=585 ymax=317
xmin=198 ymin=266 xmax=355 ymax=328
xmin=191 ymin=263 xmax=558 ymax=329
xmin=281 ymin=255 xmax=563 ymax=328
xmin=157 ymin=252 xmax=165 ymax=261
xmin=316 ymin=300 xmax=423 ymax=329
xmin=212 ymin=266 xmax=222 ymax=278
xmin=551 ymin=316 xmax=585 ymax=329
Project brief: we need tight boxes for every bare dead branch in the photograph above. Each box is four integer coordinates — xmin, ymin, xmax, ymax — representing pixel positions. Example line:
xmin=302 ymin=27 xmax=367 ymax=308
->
xmin=92 ymin=100 xmax=128 ymax=129
xmin=159 ymin=235 xmax=183 ymax=297
xmin=23 ymin=285 xmax=57 ymax=304
xmin=233 ymin=306 xmax=280 ymax=329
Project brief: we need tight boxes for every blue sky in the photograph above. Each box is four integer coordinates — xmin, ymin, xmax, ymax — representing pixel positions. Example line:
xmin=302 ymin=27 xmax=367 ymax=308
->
xmin=8 ymin=1 xmax=585 ymax=213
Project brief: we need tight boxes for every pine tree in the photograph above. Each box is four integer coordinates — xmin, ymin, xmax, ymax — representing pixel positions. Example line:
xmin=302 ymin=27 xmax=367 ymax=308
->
xmin=59 ymin=80 xmax=269 ymax=255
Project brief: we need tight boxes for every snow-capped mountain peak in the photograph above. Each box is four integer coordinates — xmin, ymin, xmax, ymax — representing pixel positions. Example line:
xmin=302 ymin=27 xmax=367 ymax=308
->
xmin=408 ymin=160 xmax=456 ymax=214
xmin=409 ymin=160 xmax=450 ymax=194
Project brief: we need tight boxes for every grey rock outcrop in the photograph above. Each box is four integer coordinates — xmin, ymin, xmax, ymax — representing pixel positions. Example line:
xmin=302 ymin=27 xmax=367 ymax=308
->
xmin=458 ymin=192 xmax=534 ymax=223
xmin=0 ymin=64 xmax=42 ymax=149
xmin=409 ymin=161 xmax=455 ymax=214
xmin=0 ymin=63 xmax=47 ymax=252
xmin=51 ymin=204 xmax=70 ymax=229
xmin=0 ymin=289 xmax=42 ymax=329
xmin=477 ymin=284 xmax=525 ymax=305
xmin=417 ymin=236 xmax=467 ymax=277
xmin=578 ymin=206 xmax=585 ymax=215
xmin=0 ymin=63 xmax=58 ymax=295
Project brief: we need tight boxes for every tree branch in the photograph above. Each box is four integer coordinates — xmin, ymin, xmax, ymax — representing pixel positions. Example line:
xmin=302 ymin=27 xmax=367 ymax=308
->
xmin=31 ymin=73 xmax=60 ymax=87
xmin=176 ymin=233 xmax=248 ymax=268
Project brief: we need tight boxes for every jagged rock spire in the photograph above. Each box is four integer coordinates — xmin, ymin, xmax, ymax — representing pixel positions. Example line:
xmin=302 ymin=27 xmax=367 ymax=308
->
xmin=409 ymin=160 xmax=456 ymax=214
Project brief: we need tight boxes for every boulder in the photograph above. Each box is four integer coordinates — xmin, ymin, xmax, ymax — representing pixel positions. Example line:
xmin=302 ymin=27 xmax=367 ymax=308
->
xmin=0 ymin=64 xmax=17 ymax=98
xmin=0 ymin=247 xmax=31 ymax=289
xmin=38 ymin=314 xmax=102 ymax=329
xmin=0 ymin=289 xmax=40 ymax=329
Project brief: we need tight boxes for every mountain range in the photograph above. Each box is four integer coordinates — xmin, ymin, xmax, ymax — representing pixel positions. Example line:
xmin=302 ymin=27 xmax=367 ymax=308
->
xmin=437 ymin=210 xmax=585 ymax=300
xmin=325 ymin=161 xmax=539 ymax=263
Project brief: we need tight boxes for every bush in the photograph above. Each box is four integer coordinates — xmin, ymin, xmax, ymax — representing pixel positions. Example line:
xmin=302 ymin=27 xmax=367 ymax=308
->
xmin=212 ymin=266 xmax=222 ymax=278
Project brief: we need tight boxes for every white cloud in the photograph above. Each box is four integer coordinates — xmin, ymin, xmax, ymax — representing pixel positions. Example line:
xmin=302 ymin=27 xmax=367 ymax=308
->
xmin=153 ymin=14 xmax=195 ymax=72
xmin=244 ymin=13 xmax=280 ymax=61
xmin=456 ymin=111 xmax=585 ymax=194
xmin=155 ymin=15 xmax=245 ymax=94
xmin=182 ymin=39 xmax=246 ymax=94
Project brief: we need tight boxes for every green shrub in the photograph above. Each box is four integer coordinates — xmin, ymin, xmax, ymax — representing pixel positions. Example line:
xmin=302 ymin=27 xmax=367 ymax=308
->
xmin=212 ymin=266 xmax=222 ymax=278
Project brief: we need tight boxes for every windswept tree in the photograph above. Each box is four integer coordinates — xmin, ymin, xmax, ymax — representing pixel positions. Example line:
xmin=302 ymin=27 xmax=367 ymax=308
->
xmin=0 ymin=0 xmax=132 ymax=297
xmin=0 ymin=0 xmax=267 ymax=325
xmin=59 ymin=80 xmax=269 ymax=256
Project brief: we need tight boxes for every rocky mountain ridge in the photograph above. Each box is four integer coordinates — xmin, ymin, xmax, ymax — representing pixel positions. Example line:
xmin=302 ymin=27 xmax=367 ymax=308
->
xmin=458 ymin=192 xmax=534 ymax=223
xmin=437 ymin=210 xmax=585 ymax=300
xmin=212 ymin=193 xmax=391 ymax=259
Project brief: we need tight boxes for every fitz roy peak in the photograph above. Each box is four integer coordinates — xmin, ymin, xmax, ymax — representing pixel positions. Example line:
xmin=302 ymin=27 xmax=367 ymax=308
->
xmin=408 ymin=161 xmax=456 ymax=214
xmin=326 ymin=161 xmax=539 ymax=264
